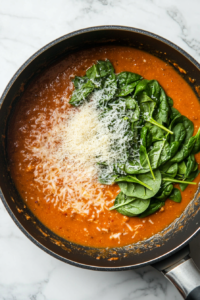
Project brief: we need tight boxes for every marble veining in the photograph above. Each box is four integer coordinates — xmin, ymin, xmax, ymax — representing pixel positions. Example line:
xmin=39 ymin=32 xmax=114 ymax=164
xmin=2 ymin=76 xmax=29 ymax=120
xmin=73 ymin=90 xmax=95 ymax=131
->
xmin=0 ymin=0 xmax=200 ymax=299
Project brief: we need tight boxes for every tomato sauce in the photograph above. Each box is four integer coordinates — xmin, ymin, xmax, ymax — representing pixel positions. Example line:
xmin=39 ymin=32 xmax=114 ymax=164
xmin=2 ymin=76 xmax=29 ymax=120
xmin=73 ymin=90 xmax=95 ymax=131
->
xmin=7 ymin=46 xmax=200 ymax=248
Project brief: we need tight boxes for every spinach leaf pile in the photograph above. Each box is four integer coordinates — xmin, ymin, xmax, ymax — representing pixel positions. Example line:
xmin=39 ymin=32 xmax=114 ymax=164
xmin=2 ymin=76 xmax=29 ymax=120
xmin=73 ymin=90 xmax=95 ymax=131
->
xmin=69 ymin=60 xmax=200 ymax=218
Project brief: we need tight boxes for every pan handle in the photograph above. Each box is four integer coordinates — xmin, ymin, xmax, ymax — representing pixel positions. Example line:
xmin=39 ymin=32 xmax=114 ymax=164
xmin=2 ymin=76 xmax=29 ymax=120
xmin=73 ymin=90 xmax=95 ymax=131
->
xmin=164 ymin=257 xmax=200 ymax=299
xmin=153 ymin=246 xmax=200 ymax=299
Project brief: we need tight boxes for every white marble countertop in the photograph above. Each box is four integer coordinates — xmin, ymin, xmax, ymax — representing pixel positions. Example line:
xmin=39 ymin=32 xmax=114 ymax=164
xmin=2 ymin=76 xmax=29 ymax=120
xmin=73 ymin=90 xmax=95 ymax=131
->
xmin=1 ymin=0 xmax=200 ymax=299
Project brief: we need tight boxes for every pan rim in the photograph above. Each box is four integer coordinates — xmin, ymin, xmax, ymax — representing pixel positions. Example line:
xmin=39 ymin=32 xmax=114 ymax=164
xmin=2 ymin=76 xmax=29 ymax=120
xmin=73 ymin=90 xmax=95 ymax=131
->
xmin=1 ymin=25 xmax=200 ymax=271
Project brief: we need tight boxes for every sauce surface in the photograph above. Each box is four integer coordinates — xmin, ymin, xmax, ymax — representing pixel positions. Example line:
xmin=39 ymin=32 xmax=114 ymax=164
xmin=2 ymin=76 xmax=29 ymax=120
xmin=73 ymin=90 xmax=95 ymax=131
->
xmin=7 ymin=46 xmax=200 ymax=248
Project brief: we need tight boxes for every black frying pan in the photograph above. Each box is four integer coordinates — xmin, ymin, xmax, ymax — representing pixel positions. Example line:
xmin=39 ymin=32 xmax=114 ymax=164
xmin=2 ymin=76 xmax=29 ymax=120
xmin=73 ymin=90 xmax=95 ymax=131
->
xmin=0 ymin=26 xmax=200 ymax=299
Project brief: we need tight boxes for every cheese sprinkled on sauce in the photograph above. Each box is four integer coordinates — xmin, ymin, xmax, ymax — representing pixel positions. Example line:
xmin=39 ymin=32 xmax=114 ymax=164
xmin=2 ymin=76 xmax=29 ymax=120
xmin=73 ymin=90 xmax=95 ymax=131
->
xmin=25 ymin=92 xmax=131 ymax=216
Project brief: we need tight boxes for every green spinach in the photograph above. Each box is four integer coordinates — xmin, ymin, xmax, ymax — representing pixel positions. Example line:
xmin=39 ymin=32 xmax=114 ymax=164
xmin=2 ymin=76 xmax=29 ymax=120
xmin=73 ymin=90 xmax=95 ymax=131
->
xmin=69 ymin=80 xmax=95 ymax=106
xmin=169 ymin=188 xmax=182 ymax=202
xmin=139 ymin=199 xmax=165 ymax=217
xmin=69 ymin=59 xmax=200 ymax=219
xmin=117 ymin=72 xmax=142 ymax=96
xmin=118 ymin=170 xmax=161 ymax=199
xmin=115 ymin=175 xmax=152 ymax=190
xmin=113 ymin=192 xmax=150 ymax=217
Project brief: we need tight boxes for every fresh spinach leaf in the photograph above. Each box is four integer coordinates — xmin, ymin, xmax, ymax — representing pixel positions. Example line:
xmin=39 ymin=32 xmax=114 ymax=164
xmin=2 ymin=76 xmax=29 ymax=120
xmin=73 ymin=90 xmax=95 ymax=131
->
xmin=167 ymin=97 xmax=173 ymax=107
xmin=170 ymin=115 xmax=193 ymax=144
xmin=86 ymin=64 xmax=102 ymax=88
xmin=148 ymin=80 xmax=161 ymax=103
xmin=134 ymin=79 xmax=160 ymax=103
xmin=118 ymin=170 xmax=161 ymax=199
xmin=160 ymin=163 xmax=178 ymax=178
xmin=124 ymin=159 xmax=149 ymax=175
xmin=159 ymin=161 xmax=173 ymax=173
xmin=169 ymin=188 xmax=182 ymax=202
xmin=115 ymin=175 xmax=152 ymax=190
xmin=125 ymin=97 xmax=136 ymax=109
xmin=98 ymin=73 xmax=117 ymax=106
xmin=140 ymin=126 xmax=152 ymax=149
xmin=139 ymin=199 xmax=165 ymax=217
xmin=191 ymin=128 xmax=200 ymax=154
xmin=158 ymin=141 xmax=180 ymax=166
xmin=117 ymin=72 xmax=142 ymax=96
xmin=73 ymin=76 xmax=88 ymax=88
xmin=171 ymin=123 xmax=186 ymax=143
xmin=109 ymin=195 xmax=136 ymax=211
xmin=166 ymin=163 xmax=178 ymax=178
xmin=113 ymin=192 xmax=150 ymax=216
xmin=155 ymin=182 xmax=173 ymax=201
xmin=86 ymin=64 xmax=99 ymax=80
xmin=134 ymin=79 xmax=150 ymax=97
xmin=170 ymin=107 xmax=181 ymax=121
xmin=125 ymin=98 xmax=140 ymax=122
xmin=69 ymin=80 xmax=95 ymax=106
xmin=181 ymin=116 xmax=194 ymax=142
xmin=155 ymin=87 xmax=170 ymax=124
xmin=179 ymin=169 xmax=199 ymax=191
xmin=170 ymin=130 xmax=199 ymax=163
xmin=148 ymin=141 xmax=165 ymax=169
xmin=138 ymin=93 xmax=173 ymax=134
xmin=139 ymin=145 xmax=155 ymax=179
xmin=97 ymin=60 xmax=115 ymax=77
xmin=145 ymin=123 xmax=165 ymax=142
xmin=178 ymin=161 xmax=187 ymax=176
xmin=185 ymin=155 xmax=198 ymax=178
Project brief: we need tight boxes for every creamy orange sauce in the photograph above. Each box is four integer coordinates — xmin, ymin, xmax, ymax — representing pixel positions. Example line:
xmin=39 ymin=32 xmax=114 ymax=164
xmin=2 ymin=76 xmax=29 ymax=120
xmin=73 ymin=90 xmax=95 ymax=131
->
xmin=7 ymin=46 xmax=200 ymax=248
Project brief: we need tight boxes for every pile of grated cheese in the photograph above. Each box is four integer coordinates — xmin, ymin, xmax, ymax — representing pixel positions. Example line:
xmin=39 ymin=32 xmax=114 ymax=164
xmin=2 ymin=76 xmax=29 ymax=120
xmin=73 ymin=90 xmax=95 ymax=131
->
xmin=63 ymin=102 xmax=111 ymax=171
xmin=25 ymin=91 xmax=132 ymax=216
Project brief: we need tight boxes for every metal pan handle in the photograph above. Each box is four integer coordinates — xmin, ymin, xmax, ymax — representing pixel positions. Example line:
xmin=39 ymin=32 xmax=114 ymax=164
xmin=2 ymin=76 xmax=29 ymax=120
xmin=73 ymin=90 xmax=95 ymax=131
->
xmin=153 ymin=246 xmax=200 ymax=299
xmin=164 ymin=257 xmax=200 ymax=299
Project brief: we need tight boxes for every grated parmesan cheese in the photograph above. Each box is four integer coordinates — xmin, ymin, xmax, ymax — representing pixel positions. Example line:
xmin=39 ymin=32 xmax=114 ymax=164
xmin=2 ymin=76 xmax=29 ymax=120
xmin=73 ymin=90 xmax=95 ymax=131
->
xmin=109 ymin=233 xmax=121 ymax=240
xmin=125 ymin=223 xmax=133 ymax=231
xmin=24 ymin=90 xmax=132 ymax=216
xmin=148 ymin=219 xmax=154 ymax=224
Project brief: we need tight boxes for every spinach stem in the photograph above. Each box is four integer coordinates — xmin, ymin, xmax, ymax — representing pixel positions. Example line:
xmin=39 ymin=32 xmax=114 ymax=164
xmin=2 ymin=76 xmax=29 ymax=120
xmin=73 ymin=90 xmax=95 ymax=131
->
xmin=109 ymin=198 xmax=136 ymax=210
xmin=149 ymin=118 xmax=173 ymax=134
xmin=136 ymin=178 xmax=152 ymax=190
xmin=145 ymin=152 xmax=155 ymax=180
xmin=163 ymin=178 xmax=197 ymax=185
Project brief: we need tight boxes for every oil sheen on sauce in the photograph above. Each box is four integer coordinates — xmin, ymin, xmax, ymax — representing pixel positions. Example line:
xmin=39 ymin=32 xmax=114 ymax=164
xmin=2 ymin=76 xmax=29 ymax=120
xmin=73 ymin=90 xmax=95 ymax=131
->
xmin=7 ymin=46 xmax=200 ymax=248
